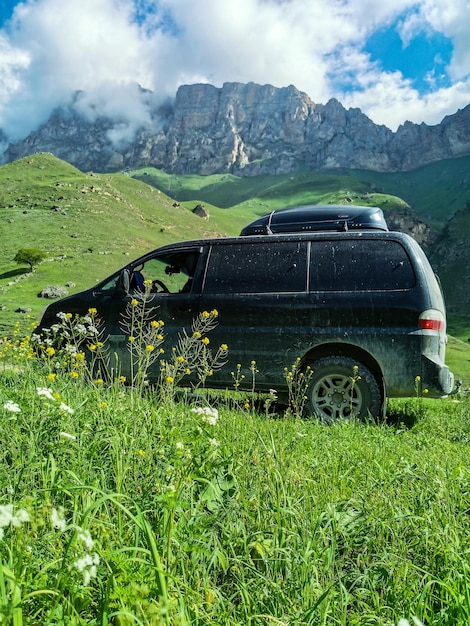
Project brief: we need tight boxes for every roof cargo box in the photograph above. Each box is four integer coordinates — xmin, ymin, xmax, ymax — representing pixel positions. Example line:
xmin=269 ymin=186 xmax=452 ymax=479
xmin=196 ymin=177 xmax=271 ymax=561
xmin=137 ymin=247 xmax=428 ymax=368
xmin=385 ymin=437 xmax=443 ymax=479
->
xmin=240 ymin=204 xmax=388 ymax=236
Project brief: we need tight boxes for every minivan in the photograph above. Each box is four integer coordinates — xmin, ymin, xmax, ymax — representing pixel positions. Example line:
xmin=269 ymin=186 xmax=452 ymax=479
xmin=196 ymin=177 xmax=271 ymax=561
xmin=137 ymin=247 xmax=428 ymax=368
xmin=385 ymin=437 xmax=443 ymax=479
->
xmin=33 ymin=205 xmax=454 ymax=421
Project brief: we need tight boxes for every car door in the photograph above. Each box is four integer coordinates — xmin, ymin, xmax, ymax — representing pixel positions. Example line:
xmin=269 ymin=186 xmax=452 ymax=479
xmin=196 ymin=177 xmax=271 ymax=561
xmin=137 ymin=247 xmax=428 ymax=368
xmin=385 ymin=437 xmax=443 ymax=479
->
xmin=198 ymin=239 xmax=309 ymax=390
xmin=93 ymin=246 xmax=205 ymax=382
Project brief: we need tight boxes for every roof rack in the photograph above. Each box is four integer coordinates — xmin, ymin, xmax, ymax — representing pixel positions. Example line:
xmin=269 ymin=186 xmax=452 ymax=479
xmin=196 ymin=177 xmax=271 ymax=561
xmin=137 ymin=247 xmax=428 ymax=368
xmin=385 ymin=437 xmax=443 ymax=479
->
xmin=240 ymin=204 xmax=389 ymax=236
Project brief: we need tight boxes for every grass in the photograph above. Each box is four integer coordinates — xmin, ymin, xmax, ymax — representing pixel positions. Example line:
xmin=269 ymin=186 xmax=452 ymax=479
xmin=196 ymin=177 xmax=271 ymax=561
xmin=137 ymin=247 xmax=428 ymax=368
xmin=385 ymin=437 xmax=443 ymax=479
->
xmin=2 ymin=324 xmax=470 ymax=624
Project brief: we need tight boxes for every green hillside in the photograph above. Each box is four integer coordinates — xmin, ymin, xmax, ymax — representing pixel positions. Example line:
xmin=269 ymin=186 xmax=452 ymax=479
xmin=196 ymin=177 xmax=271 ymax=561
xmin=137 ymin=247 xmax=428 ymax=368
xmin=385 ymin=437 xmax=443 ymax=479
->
xmin=2 ymin=152 xmax=470 ymax=382
xmin=0 ymin=153 xmax=228 ymax=331
xmin=130 ymin=155 xmax=470 ymax=225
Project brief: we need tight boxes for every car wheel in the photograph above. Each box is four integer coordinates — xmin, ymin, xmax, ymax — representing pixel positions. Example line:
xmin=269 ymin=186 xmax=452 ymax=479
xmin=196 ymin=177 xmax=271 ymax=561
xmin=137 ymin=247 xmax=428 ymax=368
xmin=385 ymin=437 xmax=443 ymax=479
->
xmin=305 ymin=356 xmax=381 ymax=422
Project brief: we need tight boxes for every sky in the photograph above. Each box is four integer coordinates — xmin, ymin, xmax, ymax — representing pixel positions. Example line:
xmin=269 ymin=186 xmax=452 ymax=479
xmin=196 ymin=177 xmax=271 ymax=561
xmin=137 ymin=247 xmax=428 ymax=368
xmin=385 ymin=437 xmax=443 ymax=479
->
xmin=0 ymin=0 xmax=469 ymax=145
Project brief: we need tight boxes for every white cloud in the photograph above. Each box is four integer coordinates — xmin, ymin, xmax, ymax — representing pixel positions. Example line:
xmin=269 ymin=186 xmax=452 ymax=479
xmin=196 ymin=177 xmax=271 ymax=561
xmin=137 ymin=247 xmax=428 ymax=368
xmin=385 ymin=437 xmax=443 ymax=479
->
xmin=0 ymin=0 xmax=469 ymax=141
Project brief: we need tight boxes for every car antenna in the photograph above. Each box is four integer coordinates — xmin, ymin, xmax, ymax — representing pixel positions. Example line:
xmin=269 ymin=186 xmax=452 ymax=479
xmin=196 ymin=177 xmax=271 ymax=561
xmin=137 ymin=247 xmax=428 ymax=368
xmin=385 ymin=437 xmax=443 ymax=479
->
xmin=265 ymin=211 xmax=275 ymax=235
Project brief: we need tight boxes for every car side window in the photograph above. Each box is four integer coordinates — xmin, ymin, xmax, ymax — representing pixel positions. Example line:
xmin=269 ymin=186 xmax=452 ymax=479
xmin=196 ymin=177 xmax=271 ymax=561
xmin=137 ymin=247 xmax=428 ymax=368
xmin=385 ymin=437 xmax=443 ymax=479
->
xmin=204 ymin=241 xmax=307 ymax=293
xmin=132 ymin=249 xmax=202 ymax=294
xmin=309 ymin=239 xmax=416 ymax=291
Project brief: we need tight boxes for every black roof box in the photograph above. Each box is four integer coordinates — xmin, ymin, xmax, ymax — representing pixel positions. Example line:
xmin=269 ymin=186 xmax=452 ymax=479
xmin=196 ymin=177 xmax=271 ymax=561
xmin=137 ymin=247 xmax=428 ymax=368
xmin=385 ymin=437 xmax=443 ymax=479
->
xmin=240 ymin=204 xmax=388 ymax=236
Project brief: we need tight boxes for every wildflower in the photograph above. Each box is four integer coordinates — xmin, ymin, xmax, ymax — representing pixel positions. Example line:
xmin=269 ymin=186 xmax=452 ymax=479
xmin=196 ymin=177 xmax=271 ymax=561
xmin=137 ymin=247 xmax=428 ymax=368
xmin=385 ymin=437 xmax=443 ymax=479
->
xmin=88 ymin=308 xmax=97 ymax=315
xmin=70 ymin=371 xmax=79 ymax=379
xmin=144 ymin=279 xmax=153 ymax=286
xmin=176 ymin=355 xmax=186 ymax=363
xmin=156 ymin=333 xmax=164 ymax=341
xmin=128 ymin=336 xmax=135 ymax=342
xmin=131 ymin=298 xmax=139 ymax=307
xmin=60 ymin=431 xmax=76 ymax=440
xmin=193 ymin=331 xmax=202 ymax=339
xmin=165 ymin=376 xmax=174 ymax=384
xmin=45 ymin=346 xmax=55 ymax=357
xmin=47 ymin=372 xmax=57 ymax=382
xmin=78 ymin=529 xmax=94 ymax=550
xmin=95 ymin=379 xmax=104 ymax=386
xmin=208 ymin=438 xmax=219 ymax=447
xmin=88 ymin=344 xmax=97 ymax=351
xmin=415 ymin=375 xmax=421 ymax=382
xmin=0 ymin=504 xmax=30 ymax=531
xmin=220 ymin=344 xmax=228 ymax=351
xmin=3 ymin=400 xmax=21 ymax=413
xmin=37 ymin=387 xmax=55 ymax=401
xmin=74 ymin=552 xmax=100 ymax=586
xmin=397 ymin=619 xmax=424 ymax=626
xmin=192 ymin=406 xmax=219 ymax=425
xmin=176 ymin=442 xmax=184 ymax=450
xmin=51 ymin=507 xmax=67 ymax=531
xmin=146 ymin=344 xmax=155 ymax=352
xmin=100 ymin=401 xmax=107 ymax=408
xmin=150 ymin=320 xmax=160 ymax=328
xmin=201 ymin=311 xmax=210 ymax=319
xmin=58 ymin=402 xmax=74 ymax=414
xmin=211 ymin=309 xmax=218 ymax=317
xmin=201 ymin=337 xmax=210 ymax=345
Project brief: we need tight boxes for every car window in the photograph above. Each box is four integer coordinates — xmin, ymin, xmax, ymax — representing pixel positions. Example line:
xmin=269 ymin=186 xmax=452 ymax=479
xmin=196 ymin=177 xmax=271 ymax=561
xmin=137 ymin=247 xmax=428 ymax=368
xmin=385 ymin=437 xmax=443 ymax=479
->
xmin=204 ymin=241 xmax=307 ymax=293
xmin=309 ymin=239 xmax=416 ymax=291
xmin=132 ymin=249 xmax=201 ymax=294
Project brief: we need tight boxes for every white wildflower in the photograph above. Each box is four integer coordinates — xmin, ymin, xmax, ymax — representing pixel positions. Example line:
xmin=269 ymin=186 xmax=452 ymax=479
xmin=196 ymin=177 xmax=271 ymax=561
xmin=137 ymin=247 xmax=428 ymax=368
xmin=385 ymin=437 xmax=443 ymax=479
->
xmin=0 ymin=504 xmax=13 ymax=528
xmin=57 ymin=312 xmax=68 ymax=321
xmin=74 ymin=552 xmax=100 ymax=586
xmin=37 ymin=387 xmax=55 ymax=401
xmin=176 ymin=442 xmax=184 ymax=450
xmin=59 ymin=402 xmax=74 ymax=414
xmin=60 ymin=431 xmax=76 ymax=440
xmin=0 ymin=504 xmax=30 ymax=530
xmin=208 ymin=438 xmax=219 ymax=447
xmin=3 ymin=400 xmax=21 ymax=413
xmin=191 ymin=406 xmax=219 ymax=425
xmin=398 ymin=619 xmax=424 ymax=626
xmin=51 ymin=507 xmax=67 ymax=531
xmin=78 ymin=529 xmax=94 ymax=550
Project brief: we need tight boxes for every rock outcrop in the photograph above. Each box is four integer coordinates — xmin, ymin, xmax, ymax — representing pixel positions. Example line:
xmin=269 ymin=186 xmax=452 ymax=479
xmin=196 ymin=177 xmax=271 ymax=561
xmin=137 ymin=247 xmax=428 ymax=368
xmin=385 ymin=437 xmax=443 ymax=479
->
xmin=3 ymin=82 xmax=470 ymax=176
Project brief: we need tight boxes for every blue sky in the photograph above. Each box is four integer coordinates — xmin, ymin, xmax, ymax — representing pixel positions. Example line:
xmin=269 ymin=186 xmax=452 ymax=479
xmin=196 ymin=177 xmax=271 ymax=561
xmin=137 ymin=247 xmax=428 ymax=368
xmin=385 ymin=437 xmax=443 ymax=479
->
xmin=0 ymin=0 xmax=469 ymax=144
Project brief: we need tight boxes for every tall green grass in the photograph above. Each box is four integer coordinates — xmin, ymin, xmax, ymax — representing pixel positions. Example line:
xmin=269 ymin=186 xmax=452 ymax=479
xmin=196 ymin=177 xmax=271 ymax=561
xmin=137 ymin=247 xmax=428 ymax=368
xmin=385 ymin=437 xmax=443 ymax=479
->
xmin=1 ymin=321 xmax=470 ymax=624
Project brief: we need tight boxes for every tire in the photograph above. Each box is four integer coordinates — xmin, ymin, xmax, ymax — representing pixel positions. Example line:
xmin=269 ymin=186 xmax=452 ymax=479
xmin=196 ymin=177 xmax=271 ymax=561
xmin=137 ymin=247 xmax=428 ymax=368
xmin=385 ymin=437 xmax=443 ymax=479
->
xmin=305 ymin=356 xmax=382 ymax=422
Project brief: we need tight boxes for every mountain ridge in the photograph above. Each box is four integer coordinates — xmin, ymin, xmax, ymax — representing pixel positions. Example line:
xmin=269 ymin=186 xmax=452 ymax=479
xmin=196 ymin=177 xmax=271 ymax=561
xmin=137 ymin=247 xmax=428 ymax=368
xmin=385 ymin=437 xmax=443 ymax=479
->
xmin=3 ymin=81 xmax=470 ymax=176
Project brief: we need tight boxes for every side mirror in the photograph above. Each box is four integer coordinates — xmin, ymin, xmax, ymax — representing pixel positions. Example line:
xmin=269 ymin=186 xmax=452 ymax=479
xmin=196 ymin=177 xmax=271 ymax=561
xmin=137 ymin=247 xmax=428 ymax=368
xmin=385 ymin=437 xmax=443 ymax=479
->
xmin=117 ymin=269 xmax=130 ymax=295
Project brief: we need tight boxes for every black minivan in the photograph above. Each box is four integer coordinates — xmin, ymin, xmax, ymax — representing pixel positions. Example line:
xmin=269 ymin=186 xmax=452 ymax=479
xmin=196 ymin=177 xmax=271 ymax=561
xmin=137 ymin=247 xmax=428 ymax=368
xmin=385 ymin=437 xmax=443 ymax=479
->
xmin=33 ymin=205 xmax=454 ymax=421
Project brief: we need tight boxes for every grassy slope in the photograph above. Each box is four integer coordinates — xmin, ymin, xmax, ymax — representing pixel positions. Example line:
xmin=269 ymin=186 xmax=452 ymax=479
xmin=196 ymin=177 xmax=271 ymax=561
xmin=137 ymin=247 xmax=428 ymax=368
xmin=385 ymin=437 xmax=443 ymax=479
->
xmin=2 ymin=152 xmax=470 ymax=382
xmin=130 ymin=155 xmax=470 ymax=223
xmin=0 ymin=153 xmax=227 ymax=330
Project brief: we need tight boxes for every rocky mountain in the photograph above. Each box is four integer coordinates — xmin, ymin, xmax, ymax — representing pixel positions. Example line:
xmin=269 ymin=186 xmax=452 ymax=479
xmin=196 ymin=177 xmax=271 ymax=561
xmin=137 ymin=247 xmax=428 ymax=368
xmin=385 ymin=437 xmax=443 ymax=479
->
xmin=3 ymin=82 xmax=470 ymax=176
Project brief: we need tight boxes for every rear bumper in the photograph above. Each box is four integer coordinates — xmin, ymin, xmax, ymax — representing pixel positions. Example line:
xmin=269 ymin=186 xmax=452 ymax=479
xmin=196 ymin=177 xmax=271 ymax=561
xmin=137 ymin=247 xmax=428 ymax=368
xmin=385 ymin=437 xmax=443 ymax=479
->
xmin=422 ymin=355 xmax=454 ymax=396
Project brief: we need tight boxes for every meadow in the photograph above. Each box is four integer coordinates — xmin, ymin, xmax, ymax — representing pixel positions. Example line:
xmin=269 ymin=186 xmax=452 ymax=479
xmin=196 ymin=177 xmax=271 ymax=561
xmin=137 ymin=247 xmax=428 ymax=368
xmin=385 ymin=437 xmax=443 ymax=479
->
xmin=1 ymin=307 xmax=470 ymax=625
xmin=2 ymin=153 xmax=470 ymax=624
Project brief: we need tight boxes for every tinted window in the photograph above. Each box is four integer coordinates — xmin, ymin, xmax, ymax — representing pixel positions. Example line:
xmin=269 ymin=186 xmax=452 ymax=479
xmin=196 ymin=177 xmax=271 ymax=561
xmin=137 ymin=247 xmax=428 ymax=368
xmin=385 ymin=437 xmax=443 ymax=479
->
xmin=309 ymin=240 xmax=416 ymax=291
xmin=204 ymin=242 xmax=307 ymax=293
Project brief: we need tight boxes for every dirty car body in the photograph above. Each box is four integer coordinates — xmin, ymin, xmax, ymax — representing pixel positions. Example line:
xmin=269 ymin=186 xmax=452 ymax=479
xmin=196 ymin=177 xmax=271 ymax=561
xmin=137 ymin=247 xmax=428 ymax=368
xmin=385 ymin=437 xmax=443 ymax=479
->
xmin=33 ymin=205 xmax=454 ymax=420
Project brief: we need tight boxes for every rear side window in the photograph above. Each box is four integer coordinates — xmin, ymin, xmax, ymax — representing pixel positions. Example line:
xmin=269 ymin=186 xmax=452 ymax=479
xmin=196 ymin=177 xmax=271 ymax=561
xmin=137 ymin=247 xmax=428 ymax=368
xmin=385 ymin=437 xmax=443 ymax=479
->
xmin=309 ymin=239 xmax=416 ymax=291
xmin=204 ymin=241 xmax=307 ymax=293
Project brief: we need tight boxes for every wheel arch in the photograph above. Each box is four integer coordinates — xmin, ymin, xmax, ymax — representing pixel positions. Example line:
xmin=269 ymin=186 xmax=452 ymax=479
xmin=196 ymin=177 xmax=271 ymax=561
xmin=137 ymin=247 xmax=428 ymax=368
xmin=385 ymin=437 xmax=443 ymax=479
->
xmin=300 ymin=342 xmax=386 ymax=405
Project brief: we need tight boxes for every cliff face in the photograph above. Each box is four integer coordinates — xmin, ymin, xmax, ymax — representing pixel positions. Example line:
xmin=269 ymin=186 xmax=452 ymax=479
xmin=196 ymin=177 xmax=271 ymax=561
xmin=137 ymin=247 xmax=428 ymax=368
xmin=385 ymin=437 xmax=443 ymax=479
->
xmin=3 ymin=81 xmax=470 ymax=175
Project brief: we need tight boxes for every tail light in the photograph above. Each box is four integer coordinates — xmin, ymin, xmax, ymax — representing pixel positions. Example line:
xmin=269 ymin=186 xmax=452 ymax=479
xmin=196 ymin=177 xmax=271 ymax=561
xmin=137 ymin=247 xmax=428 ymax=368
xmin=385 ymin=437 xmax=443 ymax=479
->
xmin=419 ymin=309 xmax=445 ymax=332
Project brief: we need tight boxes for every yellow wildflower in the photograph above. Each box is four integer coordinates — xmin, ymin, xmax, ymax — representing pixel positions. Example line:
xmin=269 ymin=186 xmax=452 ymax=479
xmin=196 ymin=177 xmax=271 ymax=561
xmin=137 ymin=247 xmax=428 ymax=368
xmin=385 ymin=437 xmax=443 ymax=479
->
xmin=131 ymin=298 xmax=139 ymax=307
xmin=88 ymin=308 xmax=97 ymax=315
xmin=201 ymin=337 xmax=210 ymax=345
xmin=146 ymin=344 xmax=155 ymax=352
xmin=47 ymin=373 xmax=57 ymax=382
xmin=45 ymin=347 xmax=55 ymax=357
